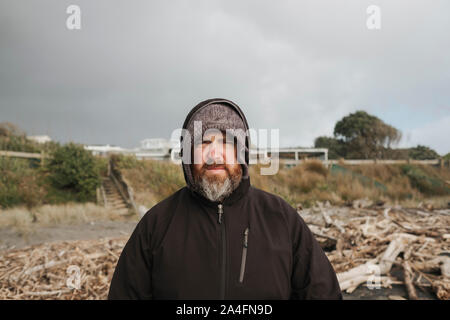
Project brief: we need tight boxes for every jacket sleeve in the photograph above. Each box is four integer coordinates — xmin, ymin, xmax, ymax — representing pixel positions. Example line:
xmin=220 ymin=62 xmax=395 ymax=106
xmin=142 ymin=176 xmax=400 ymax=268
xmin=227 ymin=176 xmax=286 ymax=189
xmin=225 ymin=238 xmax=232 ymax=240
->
xmin=108 ymin=218 xmax=153 ymax=300
xmin=289 ymin=210 xmax=342 ymax=300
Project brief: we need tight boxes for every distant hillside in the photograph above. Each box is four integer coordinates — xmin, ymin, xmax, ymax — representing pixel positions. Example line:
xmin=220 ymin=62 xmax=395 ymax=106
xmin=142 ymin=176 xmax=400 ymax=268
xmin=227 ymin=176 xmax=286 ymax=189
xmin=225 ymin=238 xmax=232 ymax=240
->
xmin=115 ymin=155 xmax=450 ymax=209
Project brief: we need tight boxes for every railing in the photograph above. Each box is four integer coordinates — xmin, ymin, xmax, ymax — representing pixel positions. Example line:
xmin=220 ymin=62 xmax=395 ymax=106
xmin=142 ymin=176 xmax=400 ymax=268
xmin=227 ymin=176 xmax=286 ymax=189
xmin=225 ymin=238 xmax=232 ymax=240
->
xmin=0 ymin=150 xmax=47 ymax=159
xmin=109 ymin=158 xmax=139 ymax=215
xmin=277 ymin=158 xmax=447 ymax=167
xmin=96 ymin=184 xmax=107 ymax=207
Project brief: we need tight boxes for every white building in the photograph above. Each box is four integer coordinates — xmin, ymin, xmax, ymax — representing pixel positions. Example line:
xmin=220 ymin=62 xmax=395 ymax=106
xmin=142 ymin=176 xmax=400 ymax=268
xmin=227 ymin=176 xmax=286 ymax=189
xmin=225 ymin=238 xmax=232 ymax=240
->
xmin=27 ymin=135 xmax=52 ymax=144
xmin=85 ymin=138 xmax=329 ymax=167
xmin=84 ymin=144 xmax=127 ymax=157
xmin=136 ymin=138 xmax=178 ymax=160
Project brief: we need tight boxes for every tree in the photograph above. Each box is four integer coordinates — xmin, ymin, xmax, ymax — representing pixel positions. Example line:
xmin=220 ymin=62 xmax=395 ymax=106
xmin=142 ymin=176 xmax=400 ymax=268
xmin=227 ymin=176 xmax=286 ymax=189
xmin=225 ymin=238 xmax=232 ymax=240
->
xmin=0 ymin=122 xmax=41 ymax=153
xmin=333 ymin=111 xmax=401 ymax=159
xmin=408 ymin=145 xmax=440 ymax=160
xmin=0 ymin=122 xmax=23 ymax=137
xmin=314 ymin=136 xmax=346 ymax=159
xmin=46 ymin=143 xmax=100 ymax=202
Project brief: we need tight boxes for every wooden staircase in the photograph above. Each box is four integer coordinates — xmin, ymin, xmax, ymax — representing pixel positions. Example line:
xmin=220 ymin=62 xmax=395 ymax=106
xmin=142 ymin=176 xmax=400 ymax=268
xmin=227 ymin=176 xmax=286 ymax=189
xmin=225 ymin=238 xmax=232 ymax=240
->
xmin=101 ymin=177 xmax=131 ymax=215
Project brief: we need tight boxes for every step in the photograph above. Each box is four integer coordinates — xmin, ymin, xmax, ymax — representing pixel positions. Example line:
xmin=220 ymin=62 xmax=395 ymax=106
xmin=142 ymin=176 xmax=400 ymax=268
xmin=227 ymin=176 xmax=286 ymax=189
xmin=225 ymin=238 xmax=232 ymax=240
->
xmin=105 ymin=197 xmax=125 ymax=202
xmin=105 ymin=194 xmax=120 ymax=198
xmin=112 ymin=205 xmax=128 ymax=209
xmin=109 ymin=201 xmax=127 ymax=206
xmin=105 ymin=192 xmax=121 ymax=197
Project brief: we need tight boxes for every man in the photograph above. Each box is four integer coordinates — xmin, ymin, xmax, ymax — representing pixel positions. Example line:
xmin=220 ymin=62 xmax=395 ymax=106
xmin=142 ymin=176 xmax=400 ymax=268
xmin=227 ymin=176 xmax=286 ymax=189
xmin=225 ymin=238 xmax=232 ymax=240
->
xmin=108 ymin=98 xmax=342 ymax=299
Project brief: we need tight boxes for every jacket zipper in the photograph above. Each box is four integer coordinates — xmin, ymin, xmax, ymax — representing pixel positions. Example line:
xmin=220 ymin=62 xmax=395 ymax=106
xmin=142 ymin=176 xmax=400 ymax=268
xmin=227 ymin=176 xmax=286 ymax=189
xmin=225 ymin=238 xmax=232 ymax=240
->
xmin=218 ymin=203 xmax=226 ymax=299
xmin=239 ymin=227 xmax=249 ymax=283
xmin=218 ymin=203 xmax=223 ymax=224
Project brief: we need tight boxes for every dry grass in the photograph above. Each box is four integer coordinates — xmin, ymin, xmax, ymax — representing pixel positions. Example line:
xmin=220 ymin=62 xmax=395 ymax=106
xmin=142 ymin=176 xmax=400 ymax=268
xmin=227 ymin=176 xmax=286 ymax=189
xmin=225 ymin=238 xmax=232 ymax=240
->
xmin=112 ymin=157 xmax=450 ymax=209
xmin=334 ymin=172 xmax=380 ymax=202
xmin=348 ymin=165 xmax=417 ymax=200
xmin=397 ymin=196 xmax=450 ymax=209
xmin=301 ymin=160 xmax=329 ymax=177
xmin=250 ymin=160 xmax=332 ymax=206
xmin=0 ymin=203 xmax=127 ymax=236
xmin=119 ymin=159 xmax=185 ymax=209
xmin=250 ymin=161 xmax=450 ymax=208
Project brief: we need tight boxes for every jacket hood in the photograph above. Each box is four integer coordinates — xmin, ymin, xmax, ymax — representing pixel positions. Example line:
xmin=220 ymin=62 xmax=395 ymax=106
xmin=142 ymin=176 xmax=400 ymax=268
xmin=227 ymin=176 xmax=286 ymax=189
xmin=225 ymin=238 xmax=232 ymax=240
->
xmin=180 ymin=98 xmax=251 ymax=204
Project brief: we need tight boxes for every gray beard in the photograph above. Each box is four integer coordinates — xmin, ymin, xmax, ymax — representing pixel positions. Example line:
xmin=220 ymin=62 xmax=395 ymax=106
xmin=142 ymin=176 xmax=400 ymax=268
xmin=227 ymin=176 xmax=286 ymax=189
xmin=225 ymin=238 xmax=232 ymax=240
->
xmin=195 ymin=170 xmax=242 ymax=203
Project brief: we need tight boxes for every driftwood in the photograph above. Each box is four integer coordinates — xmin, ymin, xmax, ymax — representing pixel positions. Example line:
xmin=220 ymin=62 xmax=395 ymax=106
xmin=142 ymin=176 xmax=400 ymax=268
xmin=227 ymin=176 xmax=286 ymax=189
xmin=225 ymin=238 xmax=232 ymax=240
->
xmin=0 ymin=202 xmax=448 ymax=300
xmin=299 ymin=203 xmax=450 ymax=300
xmin=403 ymin=261 xmax=418 ymax=300
xmin=402 ymin=247 xmax=418 ymax=300
xmin=439 ymin=256 xmax=450 ymax=278
xmin=336 ymin=234 xmax=412 ymax=291
xmin=0 ymin=237 xmax=127 ymax=300
xmin=317 ymin=202 xmax=345 ymax=233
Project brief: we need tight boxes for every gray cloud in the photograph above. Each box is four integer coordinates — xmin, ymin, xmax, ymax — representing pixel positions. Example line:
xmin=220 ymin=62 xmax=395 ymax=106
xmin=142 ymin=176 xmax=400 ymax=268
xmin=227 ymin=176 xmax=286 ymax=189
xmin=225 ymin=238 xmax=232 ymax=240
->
xmin=1 ymin=0 xmax=449 ymax=154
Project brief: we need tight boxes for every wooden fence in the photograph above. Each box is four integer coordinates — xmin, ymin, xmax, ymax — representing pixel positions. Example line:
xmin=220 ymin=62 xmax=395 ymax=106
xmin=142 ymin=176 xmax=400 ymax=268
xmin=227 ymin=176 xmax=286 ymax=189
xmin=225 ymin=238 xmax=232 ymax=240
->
xmin=0 ymin=150 xmax=46 ymax=159
xmin=278 ymin=158 xmax=448 ymax=168
xmin=1 ymin=149 xmax=447 ymax=168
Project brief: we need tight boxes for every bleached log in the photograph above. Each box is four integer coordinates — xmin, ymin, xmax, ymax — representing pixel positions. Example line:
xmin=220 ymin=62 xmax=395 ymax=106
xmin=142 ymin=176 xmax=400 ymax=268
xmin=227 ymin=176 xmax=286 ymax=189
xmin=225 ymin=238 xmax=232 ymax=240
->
xmin=22 ymin=289 xmax=71 ymax=296
xmin=337 ymin=234 xmax=414 ymax=291
xmin=432 ymin=280 xmax=450 ymax=300
xmin=378 ymin=235 xmax=410 ymax=274
xmin=317 ymin=202 xmax=345 ymax=233
xmin=337 ymin=260 xmax=380 ymax=291
xmin=439 ymin=256 xmax=450 ymax=278
xmin=308 ymin=225 xmax=337 ymax=242
xmin=319 ymin=206 xmax=333 ymax=227
xmin=340 ymin=275 xmax=371 ymax=292
xmin=337 ymin=259 xmax=378 ymax=283
xmin=389 ymin=295 xmax=407 ymax=300
xmin=392 ymin=220 xmax=442 ymax=238
xmin=383 ymin=207 xmax=391 ymax=219
xmin=412 ymin=256 xmax=446 ymax=274
xmin=333 ymin=220 xmax=346 ymax=234
xmin=402 ymin=248 xmax=418 ymax=300
xmin=386 ymin=232 xmax=435 ymax=243
xmin=346 ymin=276 xmax=397 ymax=293
xmin=24 ymin=260 xmax=68 ymax=275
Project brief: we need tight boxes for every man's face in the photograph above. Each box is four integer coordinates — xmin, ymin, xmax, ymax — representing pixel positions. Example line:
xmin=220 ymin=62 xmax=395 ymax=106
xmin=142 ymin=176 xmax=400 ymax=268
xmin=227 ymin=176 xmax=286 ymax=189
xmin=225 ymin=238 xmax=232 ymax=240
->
xmin=191 ymin=130 xmax=243 ymax=202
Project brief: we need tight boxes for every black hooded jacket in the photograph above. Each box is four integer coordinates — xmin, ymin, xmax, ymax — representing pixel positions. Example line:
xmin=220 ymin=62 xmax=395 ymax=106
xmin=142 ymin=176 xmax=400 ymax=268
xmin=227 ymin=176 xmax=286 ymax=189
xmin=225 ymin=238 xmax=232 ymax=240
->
xmin=108 ymin=99 xmax=342 ymax=300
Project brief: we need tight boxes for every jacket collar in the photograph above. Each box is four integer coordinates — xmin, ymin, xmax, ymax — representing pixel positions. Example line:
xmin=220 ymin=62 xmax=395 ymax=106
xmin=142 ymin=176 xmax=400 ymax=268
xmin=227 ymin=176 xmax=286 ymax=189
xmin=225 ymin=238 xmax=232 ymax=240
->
xmin=188 ymin=176 xmax=251 ymax=208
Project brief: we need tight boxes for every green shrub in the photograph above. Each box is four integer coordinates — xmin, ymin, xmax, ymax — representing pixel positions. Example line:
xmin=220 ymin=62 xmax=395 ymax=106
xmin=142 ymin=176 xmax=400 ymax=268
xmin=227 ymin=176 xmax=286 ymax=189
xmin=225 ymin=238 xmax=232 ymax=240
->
xmin=0 ymin=134 xmax=42 ymax=153
xmin=95 ymin=156 xmax=109 ymax=177
xmin=0 ymin=122 xmax=44 ymax=153
xmin=112 ymin=154 xmax=140 ymax=169
xmin=46 ymin=143 xmax=101 ymax=202
xmin=0 ymin=157 xmax=45 ymax=208
xmin=400 ymin=165 xmax=449 ymax=196
xmin=408 ymin=145 xmax=440 ymax=160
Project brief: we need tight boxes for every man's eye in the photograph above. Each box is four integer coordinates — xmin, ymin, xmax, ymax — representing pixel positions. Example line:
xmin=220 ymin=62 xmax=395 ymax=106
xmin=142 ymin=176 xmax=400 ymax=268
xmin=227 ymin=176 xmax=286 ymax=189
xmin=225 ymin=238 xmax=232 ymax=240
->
xmin=202 ymin=141 xmax=212 ymax=144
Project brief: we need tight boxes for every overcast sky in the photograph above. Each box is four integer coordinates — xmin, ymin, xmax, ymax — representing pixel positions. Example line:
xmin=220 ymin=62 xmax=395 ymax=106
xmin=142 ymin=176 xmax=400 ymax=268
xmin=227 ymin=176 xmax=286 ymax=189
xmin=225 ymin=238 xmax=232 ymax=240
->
xmin=1 ymin=0 xmax=449 ymax=154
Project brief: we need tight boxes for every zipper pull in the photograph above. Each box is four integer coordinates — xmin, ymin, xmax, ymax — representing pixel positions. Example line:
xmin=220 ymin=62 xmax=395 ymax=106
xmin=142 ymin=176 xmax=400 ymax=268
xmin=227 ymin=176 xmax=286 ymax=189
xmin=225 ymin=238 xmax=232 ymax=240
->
xmin=243 ymin=228 xmax=249 ymax=248
xmin=218 ymin=204 xmax=223 ymax=224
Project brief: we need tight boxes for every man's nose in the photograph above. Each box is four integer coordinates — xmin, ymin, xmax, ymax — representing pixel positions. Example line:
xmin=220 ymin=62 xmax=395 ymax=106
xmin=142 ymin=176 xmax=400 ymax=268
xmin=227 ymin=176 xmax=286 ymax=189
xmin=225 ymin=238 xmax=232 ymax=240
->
xmin=206 ymin=142 xmax=224 ymax=163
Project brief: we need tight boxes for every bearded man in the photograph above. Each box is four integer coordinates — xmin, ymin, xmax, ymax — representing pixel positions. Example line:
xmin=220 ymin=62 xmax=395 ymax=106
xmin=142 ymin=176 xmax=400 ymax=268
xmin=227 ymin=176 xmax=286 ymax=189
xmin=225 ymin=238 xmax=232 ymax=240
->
xmin=108 ymin=98 xmax=342 ymax=300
